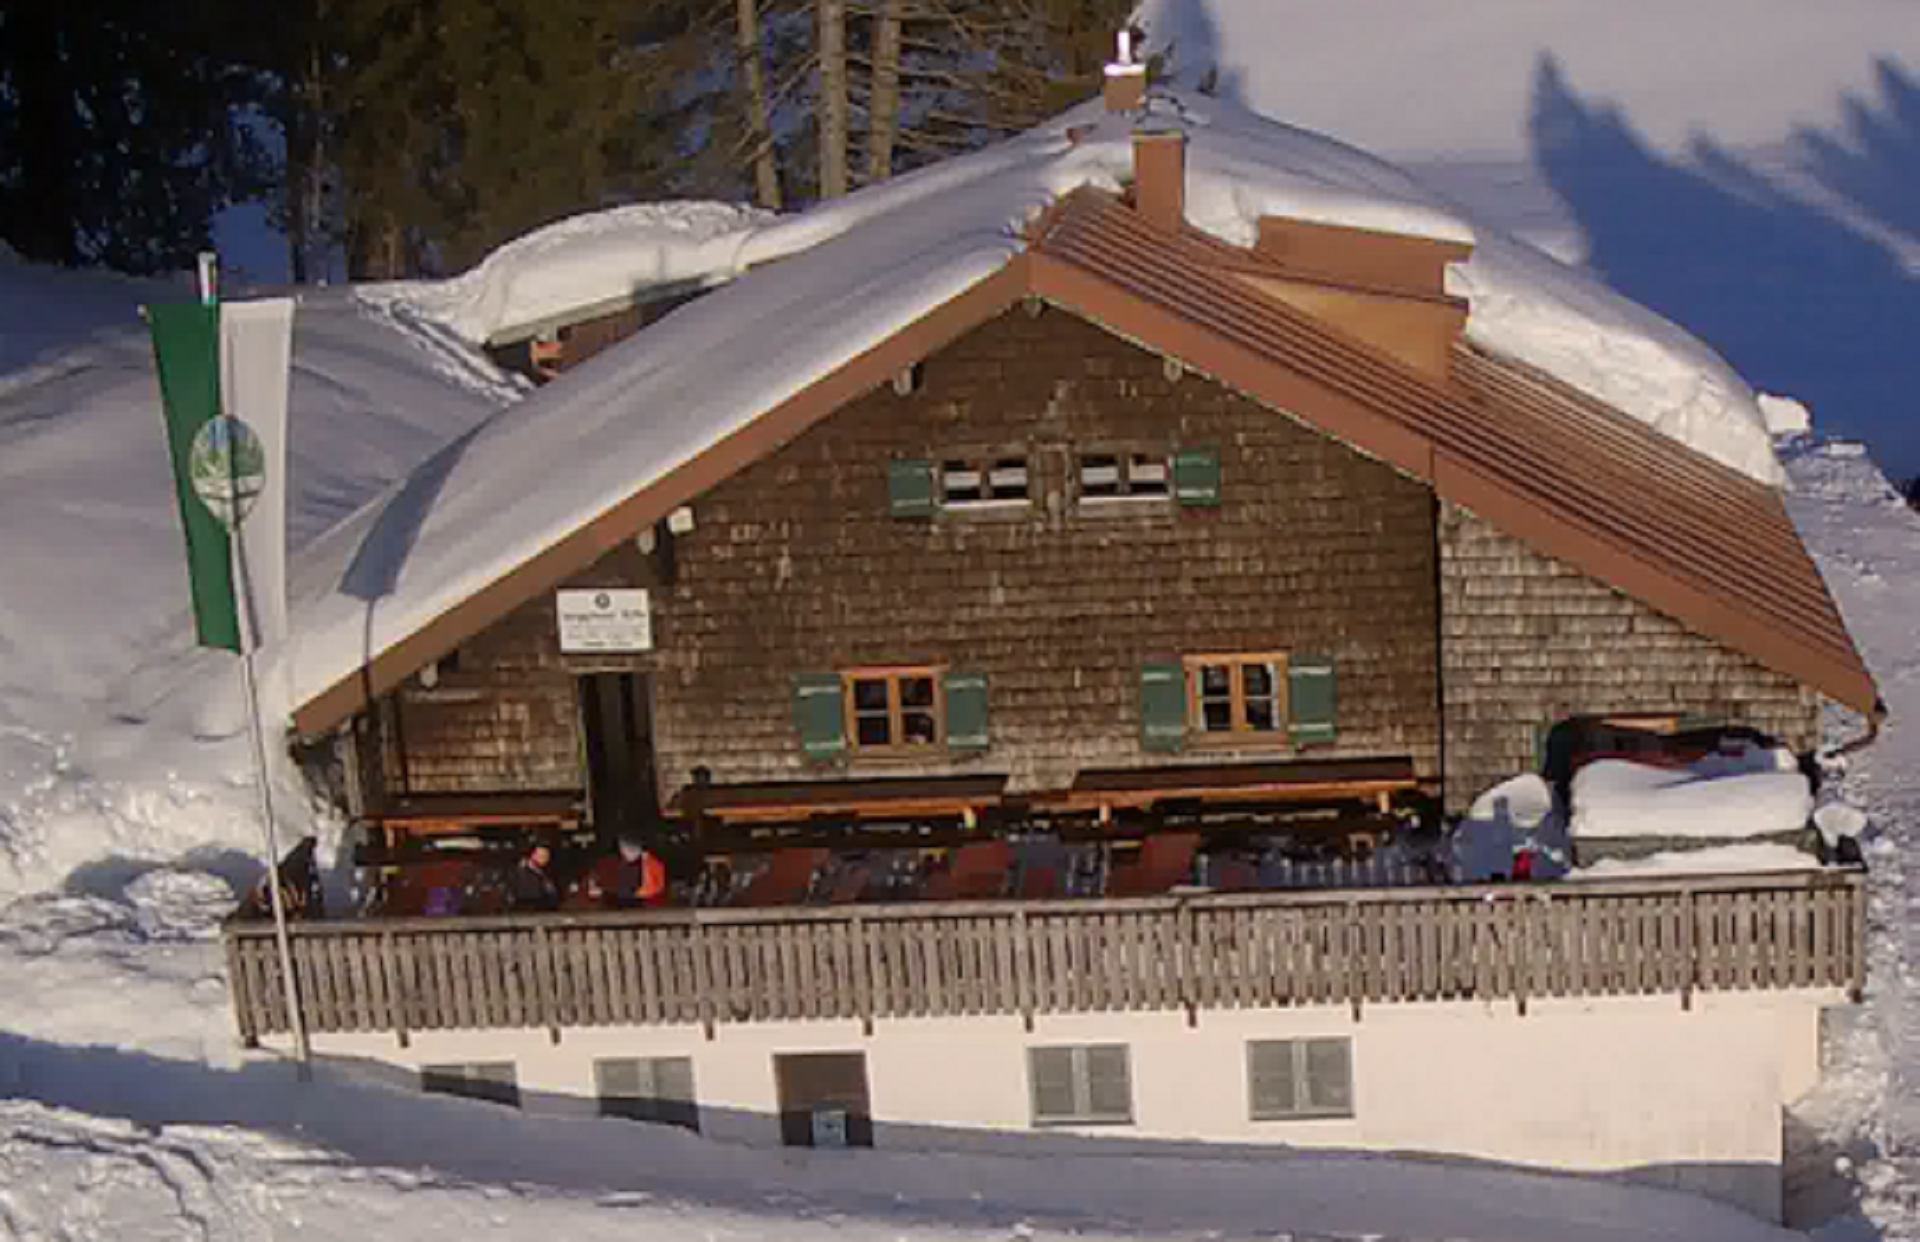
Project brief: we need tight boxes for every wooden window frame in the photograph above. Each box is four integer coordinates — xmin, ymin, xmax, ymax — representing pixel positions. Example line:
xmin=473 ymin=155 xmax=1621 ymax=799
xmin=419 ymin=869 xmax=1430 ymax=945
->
xmin=1247 ymin=1037 xmax=1355 ymax=1121
xmin=939 ymin=452 xmax=1032 ymax=512
xmin=842 ymin=666 xmax=946 ymax=754
xmin=1075 ymin=446 xmax=1173 ymax=505
xmin=1185 ymin=653 xmax=1289 ymax=743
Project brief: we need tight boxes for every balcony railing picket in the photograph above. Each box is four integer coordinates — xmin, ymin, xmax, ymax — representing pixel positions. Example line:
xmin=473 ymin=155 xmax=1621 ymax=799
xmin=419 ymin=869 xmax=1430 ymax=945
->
xmin=223 ymin=870 xmax=1868 ymax=1043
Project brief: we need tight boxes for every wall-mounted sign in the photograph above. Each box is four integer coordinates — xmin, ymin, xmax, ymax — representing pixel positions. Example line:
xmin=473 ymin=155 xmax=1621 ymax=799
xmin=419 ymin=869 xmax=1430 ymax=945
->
xmin=556 ymin=588 xmax=651 ymax=653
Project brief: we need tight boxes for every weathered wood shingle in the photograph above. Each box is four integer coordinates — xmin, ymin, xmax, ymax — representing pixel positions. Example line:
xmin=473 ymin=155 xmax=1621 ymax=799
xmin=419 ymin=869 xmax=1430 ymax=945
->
xmin=1438 ymin=503 xmax=1821 ymax=812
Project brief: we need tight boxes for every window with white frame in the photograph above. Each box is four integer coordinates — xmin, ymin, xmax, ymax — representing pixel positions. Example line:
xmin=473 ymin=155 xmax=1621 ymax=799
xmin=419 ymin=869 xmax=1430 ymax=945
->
xmin=1247 ymin=1038 xmax=1353 ymax=1120
xmin=941 ymin=455 xmax=1030 ymax=508
xmin=595 ymin=1056 xmax=699 ymax=1131
xmin=1028 ymin=1044 xmax=1133 ymax=1126
xmin=1077 ymin=450 xmax=1170 ymax=502
xmin=421 ymin=1061 xmax=521 ymax=1108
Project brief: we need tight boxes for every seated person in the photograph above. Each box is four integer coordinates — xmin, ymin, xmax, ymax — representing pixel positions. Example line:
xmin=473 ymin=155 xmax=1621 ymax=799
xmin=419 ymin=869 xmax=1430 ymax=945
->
xmin=240 ymin=834 xmax=324 ymax=920
xmin=587 ymin=835 xmax=668 ymax=909
xmin=508 ymin=840 xmax=562 ymax=912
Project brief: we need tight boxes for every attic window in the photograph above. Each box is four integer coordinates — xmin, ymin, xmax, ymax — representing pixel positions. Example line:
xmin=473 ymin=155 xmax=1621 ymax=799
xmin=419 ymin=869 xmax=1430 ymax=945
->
xmin=1078 ymin=450 xmax=1171 ymax=503
xmin=942 ymin=460 xmax=984 ymax=504
xmin=941 ymin=455 xmax=1030 ymax=510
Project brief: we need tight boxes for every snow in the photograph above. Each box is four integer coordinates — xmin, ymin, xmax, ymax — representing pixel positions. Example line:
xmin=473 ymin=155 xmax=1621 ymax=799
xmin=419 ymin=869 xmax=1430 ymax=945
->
xmin=1453 ymin=773 xmax=1572 ymax=881
xmin=1574 ymin=843 xmax=1823 ymax=880
xmin=0 ymin=259 xmax=517 ymax=898
xmin=1570 ymin=747 xmax=1814 ymax=841
xmin=6 ymin=5 xmax=1920 ymax=1239
xmin=358 ymin=201 xmax=774 ymax=347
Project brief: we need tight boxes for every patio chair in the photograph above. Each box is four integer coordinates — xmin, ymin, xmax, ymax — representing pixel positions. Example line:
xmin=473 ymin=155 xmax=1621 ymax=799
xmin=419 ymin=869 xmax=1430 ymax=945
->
xmin=923 ymin=839 xmax=1014 ymax=900
xmin=734 ymin=847 xmax=829 ymax=907
xmin=1108 ymin=831 xmax=1200 ymax=897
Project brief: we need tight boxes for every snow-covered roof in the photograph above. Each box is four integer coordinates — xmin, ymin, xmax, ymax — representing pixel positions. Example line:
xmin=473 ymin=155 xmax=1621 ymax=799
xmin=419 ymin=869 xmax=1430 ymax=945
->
xmin=272 ymin=89 xmax=1795 ymax=729
xmin=358 ymin=201 xmax=775 ymax=348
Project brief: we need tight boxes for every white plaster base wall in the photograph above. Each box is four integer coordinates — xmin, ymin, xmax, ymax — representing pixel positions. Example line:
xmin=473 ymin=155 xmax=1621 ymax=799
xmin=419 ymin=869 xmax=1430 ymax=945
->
xmin=291 ymin=992 xmax=1835 ymax=1222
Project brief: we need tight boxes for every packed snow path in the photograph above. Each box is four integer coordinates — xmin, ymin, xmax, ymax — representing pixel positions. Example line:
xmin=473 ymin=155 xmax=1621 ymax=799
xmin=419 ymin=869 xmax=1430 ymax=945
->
xmin=1784 ymin=439 xmax=1920 ymax=1238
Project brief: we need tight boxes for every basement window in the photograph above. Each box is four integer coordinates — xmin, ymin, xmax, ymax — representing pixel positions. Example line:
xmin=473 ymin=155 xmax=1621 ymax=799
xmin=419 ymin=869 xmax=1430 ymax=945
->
xmin=1029 ymin=1044 xmax=1134 ymax=1126
xmin=596 ymin=1056 xmax=700 ymax=1131
xmin=421 ymin=1061 xmax=521 ymax=1108
xmin=1247 ymin=1038 xmax=1354 ymax=1120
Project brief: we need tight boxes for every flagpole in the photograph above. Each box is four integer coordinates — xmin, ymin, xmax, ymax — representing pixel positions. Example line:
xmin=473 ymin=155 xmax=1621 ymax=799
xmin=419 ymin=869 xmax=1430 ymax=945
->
xmin=237 ymin=553 xmax=313 ymax=1077
xmin=204 ymin=255 xmax=312 ymax=1077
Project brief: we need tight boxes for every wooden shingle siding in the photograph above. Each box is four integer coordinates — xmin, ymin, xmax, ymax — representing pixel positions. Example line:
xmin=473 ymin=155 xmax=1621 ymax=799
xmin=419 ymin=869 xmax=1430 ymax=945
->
xmin=643 ymin=308 xmax=1442 ymax=797
xmin=1438 ymin=503 xmax=1821 ymax=813
xmin=373 ymin=546 xmax=653 ymax=797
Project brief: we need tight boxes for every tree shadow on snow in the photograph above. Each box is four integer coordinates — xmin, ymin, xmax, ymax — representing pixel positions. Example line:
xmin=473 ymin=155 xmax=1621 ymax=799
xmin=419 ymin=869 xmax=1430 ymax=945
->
xmin=1149 ymin=0 xmax=1244 ymax=105
xmin=61 ymin=848 xmax=257 ymax=905
xmin=1528 ymin=52 xmax=1920 ymax=479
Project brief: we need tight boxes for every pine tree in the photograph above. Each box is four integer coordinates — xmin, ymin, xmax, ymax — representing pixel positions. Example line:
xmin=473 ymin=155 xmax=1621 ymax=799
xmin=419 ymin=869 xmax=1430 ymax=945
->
xmin=0 ymin=0 xmax=268 ymax=274
xmin=816 ymin=0 xmax=850 ymax=197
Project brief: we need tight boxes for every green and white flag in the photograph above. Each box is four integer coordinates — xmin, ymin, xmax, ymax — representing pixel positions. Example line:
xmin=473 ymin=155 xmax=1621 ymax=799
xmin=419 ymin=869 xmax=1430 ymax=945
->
xmin=148 ymin=298 xmax=295 ymax=653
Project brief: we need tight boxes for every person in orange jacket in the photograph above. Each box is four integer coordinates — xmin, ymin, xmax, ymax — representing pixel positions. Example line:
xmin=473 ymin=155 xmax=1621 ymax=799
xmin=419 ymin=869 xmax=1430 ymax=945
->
xmin=588 ymin=835 xmax=668 ymax=909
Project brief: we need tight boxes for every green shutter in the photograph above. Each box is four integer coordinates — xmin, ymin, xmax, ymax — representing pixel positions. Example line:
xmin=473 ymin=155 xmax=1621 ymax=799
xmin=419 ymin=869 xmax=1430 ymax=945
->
xmin=1288 ymin=656 xmax=1337 ymax=745
xmin=792 ymin=673 xmax=846 ymax=761
xmin=888 ymin=458 xmax=936 ymax=517
xmin=1172 ymin=446 xmax=1221 ymax=507
xmin=944 ymin=671 xmax=990 ymax=751
xmin=1141 ymin=662 xmax=1187 ymax=752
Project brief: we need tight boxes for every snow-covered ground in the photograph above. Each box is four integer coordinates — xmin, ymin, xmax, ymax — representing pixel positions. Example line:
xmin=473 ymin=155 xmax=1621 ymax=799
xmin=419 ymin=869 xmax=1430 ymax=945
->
xmin=6 ymin=4 xmax=1920 ymax=1238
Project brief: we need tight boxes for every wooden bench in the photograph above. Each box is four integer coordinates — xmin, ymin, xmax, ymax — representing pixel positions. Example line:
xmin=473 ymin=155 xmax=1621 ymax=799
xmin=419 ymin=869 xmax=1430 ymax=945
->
xmin=1035 ymin=756 xmax=1421 ymax=821
xmin=675 ymin=775 xmax=1009 ymax=830
xmin=360 ymin=791 xmax=587 ymax=850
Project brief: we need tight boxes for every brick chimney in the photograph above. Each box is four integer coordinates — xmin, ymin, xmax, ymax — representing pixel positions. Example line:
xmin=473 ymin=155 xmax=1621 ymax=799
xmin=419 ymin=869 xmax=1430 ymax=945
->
xmin=1133 ymin=127 xmax=1187 ymax=233
xmin=1102 ymin=29 xmax=1146 ymax=113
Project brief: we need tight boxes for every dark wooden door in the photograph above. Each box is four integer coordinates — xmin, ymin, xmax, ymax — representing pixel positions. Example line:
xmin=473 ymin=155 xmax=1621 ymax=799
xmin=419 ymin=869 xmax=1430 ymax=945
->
xmin=774 ymin=1052 xmax=873 ymax=1148
xmin=578 ymin=673 xmax=658 ymax=840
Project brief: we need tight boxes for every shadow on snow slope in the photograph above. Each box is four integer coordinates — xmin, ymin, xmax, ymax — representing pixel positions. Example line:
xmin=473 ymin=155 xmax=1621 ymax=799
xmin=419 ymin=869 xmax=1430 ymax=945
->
xmin=1530 ymin=53 xmax=1920 ymax=483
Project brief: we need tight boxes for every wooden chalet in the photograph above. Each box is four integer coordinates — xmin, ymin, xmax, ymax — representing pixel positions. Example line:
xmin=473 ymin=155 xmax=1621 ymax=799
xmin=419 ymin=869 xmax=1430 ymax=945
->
xmin=230 ymin=72 xmax=1878 ymax=1219
xmin=291 ymin=97 xmax=1873 ymax=877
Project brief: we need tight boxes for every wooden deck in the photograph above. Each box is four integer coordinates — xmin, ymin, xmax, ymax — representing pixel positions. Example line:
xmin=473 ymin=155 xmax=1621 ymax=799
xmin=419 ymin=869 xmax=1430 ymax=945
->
xmin=225 ymin=868 xmax=1866 ymax=1044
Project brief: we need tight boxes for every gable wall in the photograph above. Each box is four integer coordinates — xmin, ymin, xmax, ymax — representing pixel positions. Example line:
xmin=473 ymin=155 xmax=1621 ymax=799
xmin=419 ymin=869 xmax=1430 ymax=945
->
xmin=1438 ymin=503 xmax=1822 ymax=813
xmin=644 ymin=307 xmax=1442 ymax=798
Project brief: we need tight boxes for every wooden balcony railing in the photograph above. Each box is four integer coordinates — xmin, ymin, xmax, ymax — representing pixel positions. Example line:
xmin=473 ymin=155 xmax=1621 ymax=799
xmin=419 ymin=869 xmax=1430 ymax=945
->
xmin=224 ymin=869 xmax=1866 ymax=1045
